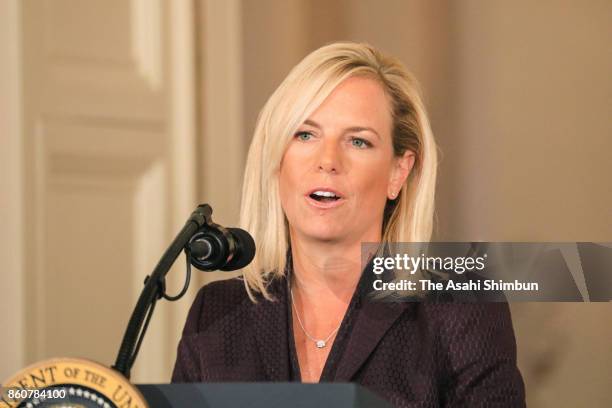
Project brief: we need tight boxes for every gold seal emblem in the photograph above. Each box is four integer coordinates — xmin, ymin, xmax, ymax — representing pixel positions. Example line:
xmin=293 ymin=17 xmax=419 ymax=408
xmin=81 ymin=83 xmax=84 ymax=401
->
xmin=1 ymin=358 xmax=148 ymax=408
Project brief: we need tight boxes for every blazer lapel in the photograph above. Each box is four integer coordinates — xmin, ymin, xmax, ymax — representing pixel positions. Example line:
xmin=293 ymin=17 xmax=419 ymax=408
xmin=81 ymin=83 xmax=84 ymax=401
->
xmin=334 ymin=298 xmax=412 ymax=381
xmin=250 ymin=277 xmax=291 ymax=381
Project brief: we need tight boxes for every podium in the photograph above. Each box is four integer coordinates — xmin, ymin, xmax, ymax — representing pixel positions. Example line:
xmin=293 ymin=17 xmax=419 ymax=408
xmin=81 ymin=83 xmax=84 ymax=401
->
xmin=1 ymin=359 xmax=391 ymax=408
xmin=136 ymin=383 xmax=392 ymax=408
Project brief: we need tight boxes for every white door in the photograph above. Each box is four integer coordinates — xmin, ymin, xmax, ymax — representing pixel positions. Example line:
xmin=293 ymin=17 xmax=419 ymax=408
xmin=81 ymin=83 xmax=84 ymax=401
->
xmin=18 ymin=0 xmax=196 ymax=383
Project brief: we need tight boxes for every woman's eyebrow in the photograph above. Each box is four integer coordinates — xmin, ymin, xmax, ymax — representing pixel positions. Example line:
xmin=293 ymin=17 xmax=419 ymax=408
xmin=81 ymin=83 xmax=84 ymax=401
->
xmin=345 ymin=126 xmax=381 ymax=140
xmin=302 ymin=119 xmax=322 ymax=129
xmin=302 ymin=119 xmax=381 ymax=140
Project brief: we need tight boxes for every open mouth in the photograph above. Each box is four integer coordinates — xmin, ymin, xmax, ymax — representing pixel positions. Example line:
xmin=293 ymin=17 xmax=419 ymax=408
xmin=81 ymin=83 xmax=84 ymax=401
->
xmin=309 ymin=190 xmax=342 ymax=202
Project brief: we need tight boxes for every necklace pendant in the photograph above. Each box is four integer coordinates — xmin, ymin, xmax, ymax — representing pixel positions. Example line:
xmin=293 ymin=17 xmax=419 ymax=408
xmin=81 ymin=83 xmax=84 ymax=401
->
xmin=316 ymin=340 xmax=326 ymax=348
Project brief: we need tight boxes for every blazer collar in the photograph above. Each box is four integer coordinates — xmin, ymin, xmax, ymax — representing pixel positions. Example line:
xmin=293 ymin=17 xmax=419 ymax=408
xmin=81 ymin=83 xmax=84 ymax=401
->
xmin=250 ymin=275 xmax=292 ymax=381
xmin=334 ymin=299 xmax=411 ymax=381
xmin=333 ymin=259 xmax=413 ymax=381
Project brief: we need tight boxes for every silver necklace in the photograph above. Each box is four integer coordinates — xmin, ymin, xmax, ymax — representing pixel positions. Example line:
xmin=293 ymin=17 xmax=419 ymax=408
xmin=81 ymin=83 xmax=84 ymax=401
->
xmin=290 ymin=287 xmax=341 ymax=349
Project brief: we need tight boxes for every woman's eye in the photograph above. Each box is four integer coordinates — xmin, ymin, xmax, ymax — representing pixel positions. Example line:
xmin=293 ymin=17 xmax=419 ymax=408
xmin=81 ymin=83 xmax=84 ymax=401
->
xmin=295 ymin=131 xmax=313 ymax=141
xmin=351 ymin=137 xmax=371 ymax=149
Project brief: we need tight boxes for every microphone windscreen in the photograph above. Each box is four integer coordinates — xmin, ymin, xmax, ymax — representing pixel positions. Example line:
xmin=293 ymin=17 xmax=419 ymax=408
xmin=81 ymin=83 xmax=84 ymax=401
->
xmin=220 ymin=228 xmax=256 ymax=271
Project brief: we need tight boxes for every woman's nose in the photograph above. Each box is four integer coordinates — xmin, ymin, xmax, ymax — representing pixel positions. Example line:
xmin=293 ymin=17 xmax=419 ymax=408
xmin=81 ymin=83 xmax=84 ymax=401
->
xmin=317 ymin=138 xmax=343 ymax=173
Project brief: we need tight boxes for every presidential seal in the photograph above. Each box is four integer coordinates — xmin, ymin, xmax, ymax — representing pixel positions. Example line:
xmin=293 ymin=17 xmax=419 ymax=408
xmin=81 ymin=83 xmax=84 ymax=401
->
xmin=1 ymin=358 xmax=148 ymax=408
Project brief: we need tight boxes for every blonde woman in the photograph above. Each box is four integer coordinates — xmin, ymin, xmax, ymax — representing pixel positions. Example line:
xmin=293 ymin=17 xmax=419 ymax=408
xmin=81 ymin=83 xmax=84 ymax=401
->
xmin=173 ymin=42 xmax=525 ymax=407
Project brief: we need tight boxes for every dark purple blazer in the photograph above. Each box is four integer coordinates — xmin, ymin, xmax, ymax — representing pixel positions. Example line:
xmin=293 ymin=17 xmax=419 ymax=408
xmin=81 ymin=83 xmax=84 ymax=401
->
xmin=172 ymin=272 xmax=526 ymax=407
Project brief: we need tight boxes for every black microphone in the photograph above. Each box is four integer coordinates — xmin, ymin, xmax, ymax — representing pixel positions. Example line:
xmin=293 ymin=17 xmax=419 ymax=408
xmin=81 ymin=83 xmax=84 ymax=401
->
xmin=188 ymin=225 xmax=255 ymax=271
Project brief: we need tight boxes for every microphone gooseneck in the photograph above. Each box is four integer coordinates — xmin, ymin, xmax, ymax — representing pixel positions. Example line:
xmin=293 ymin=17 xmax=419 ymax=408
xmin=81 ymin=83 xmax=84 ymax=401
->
xmin=112 ymin=204 xmax=255 ymax=379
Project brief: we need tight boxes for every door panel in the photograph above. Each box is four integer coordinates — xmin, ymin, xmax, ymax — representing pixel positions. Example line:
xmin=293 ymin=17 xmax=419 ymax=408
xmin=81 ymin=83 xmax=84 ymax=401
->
xmin=22 ymin=0 xmax=195 ymax=382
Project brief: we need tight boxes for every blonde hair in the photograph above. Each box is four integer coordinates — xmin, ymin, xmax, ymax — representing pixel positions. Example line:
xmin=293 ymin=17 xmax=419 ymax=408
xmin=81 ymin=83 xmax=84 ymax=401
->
xmin=239 ymin=42 xmax=437 ymax=300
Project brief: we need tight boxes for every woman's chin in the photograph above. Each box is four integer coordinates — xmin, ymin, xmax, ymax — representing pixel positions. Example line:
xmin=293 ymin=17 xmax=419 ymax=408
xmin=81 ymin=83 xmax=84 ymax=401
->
xmin=293 ymin=225 xmax=343 ymax=243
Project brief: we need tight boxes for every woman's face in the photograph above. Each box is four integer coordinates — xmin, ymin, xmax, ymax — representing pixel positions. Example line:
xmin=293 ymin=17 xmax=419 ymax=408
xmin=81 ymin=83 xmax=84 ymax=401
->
xmin=279 ymin=76 xmax=414 ymax=245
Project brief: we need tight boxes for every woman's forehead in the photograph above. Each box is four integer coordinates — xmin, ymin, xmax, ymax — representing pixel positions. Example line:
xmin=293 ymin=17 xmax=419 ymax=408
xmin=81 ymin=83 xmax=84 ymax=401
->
xmin=303 ymin=76 xmax=393 ymax=135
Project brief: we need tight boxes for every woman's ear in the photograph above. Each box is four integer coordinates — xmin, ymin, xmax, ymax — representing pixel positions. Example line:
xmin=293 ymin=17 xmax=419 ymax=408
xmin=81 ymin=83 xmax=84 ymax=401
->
xmin=388 ymin=150 xmax=416 ymax=199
